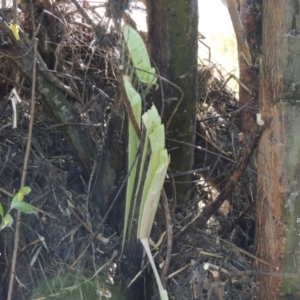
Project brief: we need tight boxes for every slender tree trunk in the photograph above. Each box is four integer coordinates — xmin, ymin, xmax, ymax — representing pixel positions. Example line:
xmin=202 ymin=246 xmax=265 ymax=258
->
xmin=255 ymin=0 xmax=300 ymax=298
xmin=146 ymin=0 xmax=198 ymax=203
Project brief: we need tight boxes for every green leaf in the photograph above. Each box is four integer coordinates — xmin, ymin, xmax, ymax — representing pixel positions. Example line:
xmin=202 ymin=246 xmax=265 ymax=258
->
xmin=11 ymin=186 xmax=31 ymax=205
xmin=12 ymin=192 xmax=24 ymax=202
xmin=122 ymin=76 xmax=142 ymax=251
xmin=123 ymin=75 xmax=142 ymax=109
xmin=142 ymin=105 xmax=162 ymax=132
xmin=123 ymin=25 xmax=157 ymax=90
xmin=140 ymin=238 xmax=169 ymax=300
xmin=19 ymin=186 xmax=31 ymax=196
xmin=138 ymin=107 xmax=169 ymax=300
xmin=137 ymin=105 xmax=169 ymax=239
xmin=0 ymin=214 xmax=13 ymax=230
xmin=138 ymin=149 xmax=169 ymax=239
xmin=10 ymin=200 xmax=36 ymax=214
xmin=160 ymin=290 xmax=169 ymax=300
xmin=0 ymin=203 xmax=3 ymax=219
xmin=149 ymin=124 xmax=165 ymax=153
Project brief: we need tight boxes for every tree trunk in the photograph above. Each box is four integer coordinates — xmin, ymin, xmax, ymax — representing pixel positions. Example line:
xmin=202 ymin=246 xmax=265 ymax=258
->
xmin=146 ymin=0 xmax=198 ymax=203
xmin=238 ymin=0 xmax=261 ymax=135
xmin=255 ymin=0 xmax=300 ymax=298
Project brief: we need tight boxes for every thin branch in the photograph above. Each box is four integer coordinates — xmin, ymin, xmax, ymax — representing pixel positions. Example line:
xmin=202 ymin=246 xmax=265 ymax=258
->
xmin=196 ymin=129 xmax=263 ymax=229
xmin=172 ymin=167 xmax=210 ymax=178
xmin=7 ymin=39 xmax=38 ymax=300
xmin=70 ymin=0 xmax=96 ymax=28
xmin=198 ymin=98 xmax=255 ymax=122
xmin=160 ymin=189 xmax=173 ymax=288
xmin=166 ymin=137 xmax=237 ymax=164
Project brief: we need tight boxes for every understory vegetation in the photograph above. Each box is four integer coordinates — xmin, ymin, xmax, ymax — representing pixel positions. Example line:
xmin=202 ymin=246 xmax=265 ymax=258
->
xmin=0 ymin=1 xmax=260 ymax=299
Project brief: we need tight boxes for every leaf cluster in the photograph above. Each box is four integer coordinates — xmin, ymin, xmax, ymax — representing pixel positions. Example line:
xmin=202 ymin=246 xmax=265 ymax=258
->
xmin=0 ymin=187 xmax=36 ymax=230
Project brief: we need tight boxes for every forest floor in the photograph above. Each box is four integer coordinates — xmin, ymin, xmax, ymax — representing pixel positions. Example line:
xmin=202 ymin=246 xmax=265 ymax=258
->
xmin=0 ymin=1 xmax=258 ymax=299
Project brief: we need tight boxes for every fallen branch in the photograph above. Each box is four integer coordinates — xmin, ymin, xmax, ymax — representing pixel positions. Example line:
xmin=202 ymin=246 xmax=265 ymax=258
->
xmin=0 ymin=20 xmax=97 ymax=174
xmin=196 ymin=129 xmax=263 ymax=228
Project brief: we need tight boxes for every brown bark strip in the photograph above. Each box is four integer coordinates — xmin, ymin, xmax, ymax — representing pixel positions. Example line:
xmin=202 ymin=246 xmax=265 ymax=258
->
xmin=238 ymin=0 xmax=262 ymax=136
xmin=227 ymin=0 xmax=252 ymax=66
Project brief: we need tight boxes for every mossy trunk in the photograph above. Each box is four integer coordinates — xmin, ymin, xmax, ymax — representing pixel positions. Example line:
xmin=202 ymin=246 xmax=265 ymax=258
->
xmin=146 ymin=0 xmax=198 ymax=203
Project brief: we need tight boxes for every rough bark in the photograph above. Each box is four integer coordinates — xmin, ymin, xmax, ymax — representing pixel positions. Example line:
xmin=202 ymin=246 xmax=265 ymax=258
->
xmin=146 ymin=0 xmax=198 ymax=203
xmin=90 ymin=112 xmax=126 ymax=221
xmin=238 ymin=0 xmax=262 ymax=135
xmin=255 ymin=0 xmax=300 ymax=298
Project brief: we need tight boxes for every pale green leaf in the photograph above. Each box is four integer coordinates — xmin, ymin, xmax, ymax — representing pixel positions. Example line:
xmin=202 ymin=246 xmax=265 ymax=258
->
xmin=0 ymin=214 xmax=13 ymax=230
xmin=137 ymin=106 xmax=169 ymax=239
xmin=11 ymin=200 xmax=36 ymax=215
xmin=12 ymin=192 xmax=23 ymax=202
xmin=160 ymin=290 xmax=169 ymax=300
xmin=149 ymin=124 xmax=165 ymax=153
xmin=123 ymin=75 xmax=142 ymax=109
xmin=142 ymin=105 xmax=161 ymax=134
xmin=19 ymin=186 xmax=31 ymax=196
xmin=138 ymin=150 xmax=169 ymax=239
xmin=140 ymin=237 xmax=169 ymax=300
xmin=123 ymin=25 xmax=157 ymax=88
xmin=135 ymin=105 xmax=162 ymax=200
xmin=0 ymin=203 xmax=3 ymax=218
xmin=139 ymin=105 xmax=162 ymax=186
xmin=122 ymin=76 xmax=142 ymax=251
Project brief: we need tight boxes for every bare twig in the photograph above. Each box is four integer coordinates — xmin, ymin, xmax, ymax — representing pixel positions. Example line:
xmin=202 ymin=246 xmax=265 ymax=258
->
xmin=220 ymin=238 xmax=278 ymax=270
xmin=12 ymin=0 xmax=17 ymax=25
xmin=160 ymin=189 xmax=173 ymax=288
xmin=220 ymin=73 xmax=252 ymax=94
xmin=7 ymin=39 xmax=38 ymax=300
xmin=172 ymin=167 xmax=210 ymax=178
xmin=198 ymin=98 xmax=254 ymax=122
xmin=12 ymin=29 xmax=81 ymax=102
xmin=70 ymin=0 xmax=96 ymax=28
xmin=196 ymin=129 xmax=263 ymax=229
xmin=160 ymin=76 xmax=184 ymax=131
xmin=166 ymin=137 xmax=237 ymax=164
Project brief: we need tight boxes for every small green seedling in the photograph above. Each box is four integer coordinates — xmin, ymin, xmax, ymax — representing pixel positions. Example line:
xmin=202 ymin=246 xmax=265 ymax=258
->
xmin=0 ymin=186 xmax=36 ymax=230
